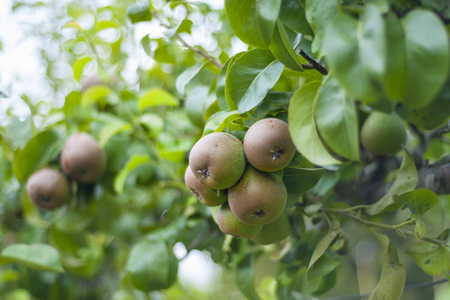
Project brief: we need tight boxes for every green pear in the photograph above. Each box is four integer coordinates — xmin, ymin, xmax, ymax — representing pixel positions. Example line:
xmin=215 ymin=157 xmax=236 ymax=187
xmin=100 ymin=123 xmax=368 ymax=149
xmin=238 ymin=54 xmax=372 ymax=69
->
xmin=184 ymin=165 xmax=227 ymax=206
xmin=360 ymin=111 xmax=407 ymax=155
xmin=251 ymin=210 xmax=291 ymax=245
xmin=217 ymin=203 xmax=262 ymax=239
xmin=26 ymin=168 xmax=70 ymax=209
xmin=244 ymin=118 xmax=296 ymax=172
xmin=228 ymin=165 xmax=287 ymax=225
xmin=60 ymin=132 xmax=107 ymax=183
xmin=189 ymin=132 xmax=246 ymax=190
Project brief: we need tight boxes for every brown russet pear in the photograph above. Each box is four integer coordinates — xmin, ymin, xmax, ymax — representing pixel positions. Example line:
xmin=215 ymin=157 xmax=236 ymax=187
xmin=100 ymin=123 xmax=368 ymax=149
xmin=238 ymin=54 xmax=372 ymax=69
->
xmin=360 ymin=111 xmax=407 ymax=155
xmin=244 ymin=118 xmax=296 ymax=172
xmin=228 ymin=165 xmax=287 ymax=226
xmin=251 ymin=210 xmax=291 ymax=245
xmin=26 ymin=168 xmax=70 ymax=209
xmin=217 ymin=203 xmax=262 ymax=239
xmin=60 ymin=132 xmax=107 ymax=183
xmin=189 ymin=132 xmax=246 ymax=190
xmin=184 ymin=165 xmax=227 ymax=206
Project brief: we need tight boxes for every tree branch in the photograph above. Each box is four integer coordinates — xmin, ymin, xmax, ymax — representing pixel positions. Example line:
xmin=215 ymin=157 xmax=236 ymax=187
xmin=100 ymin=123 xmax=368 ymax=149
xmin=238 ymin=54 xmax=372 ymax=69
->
xmin=299 ymin=49 xmax=328 ymax=75
xmin=322 ymin=208 xmax=447 ymax=247
xmin=152 ymin=12 xmax=223 ymax=68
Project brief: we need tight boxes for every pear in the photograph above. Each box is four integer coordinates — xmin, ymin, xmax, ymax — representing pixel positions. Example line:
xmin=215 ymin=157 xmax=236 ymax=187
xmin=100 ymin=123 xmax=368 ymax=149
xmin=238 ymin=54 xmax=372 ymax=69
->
xmin=184 ymin=165 xmax=227 ymax=206
xmin=360 ymin=111 xmax=407 ymax=155
xmin=217 ymin=203 xmax=262 ymax=239
xmin=189 ymin=132 xmax=246 ymax=190
xmin=60 ymin=132 xmax=107 ymax=183
xmin=251 ymin=210 xmax=291 ymax=245
xmin=244 ymin=118 xmax=296 ymax=172
xmin=26 ymin=168 xmax=70 ymax=209
xmin=228 ymin=165 xmax=287 ymax=225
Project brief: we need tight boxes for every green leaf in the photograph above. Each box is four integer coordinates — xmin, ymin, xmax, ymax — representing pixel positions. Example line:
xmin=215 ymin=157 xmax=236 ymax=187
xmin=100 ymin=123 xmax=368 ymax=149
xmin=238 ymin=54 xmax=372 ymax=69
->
xmin=278 ymin=0 xmax=312 ymax=35
xmin=393 ymin=188 xmax=439 ymax=216
xmin=1 ymin=244 xmax=64 ymax=273
xmin=407 ymin=70 xmax=450 ymax=130
xmin=12 ymin=130 xmax=64 ymax=182
xmin=72 ymin=57 xmax=92 ymax=81
xmin=270 ymin=20 xmax=303 ymax=72
xmin=140 ymin=113 xmax=164 ymax=137
xmin=236 ymin=255 xmax=261 ymax=300
xmin=305 ymin=0 xmax=338 ymax=55
xmin=114 ymin=154 xmax=150 ymax=194
xmin=81 ymin=86 xmax=111 ymax=107
xmin=63 ymin=20 xmax=84 ymax=32
xmin=367 ymin=150 xmax=418 ymax=215
xmin=402 ymin=10 xmax=449 ymax=108
xmin=126 ymin=238 xmax=178 ymax=291
xmin=225 ymin=0 xmax=281 ymax=48
xmin=97 ymin=113 xmax=132 ymax=147
xmin=175 ymin=63 xmax=205 ymax=95
xmin=95 ymin=20 xmax=118 ymax=31
xmin=314 ymin=74 xmax=360 ymax=161
xmin=307 ymin=220 xmax=341 ymax=280
xmin=282 ymin=168 xmax=325 ymax=195
xmin=227 ymin=49 xmax=284 ymax=113
xmin=288 ymin=81 xmax=342 ymax=166
xmin=203 ymin=110 xmax=242 ymax=135
xmin=138 ymin=88 xmax=179 ymax=110
xmin=406 ymin=230 xmax=450 ymax=276
xmin=322 ymin=14 xmax=382 ymax=105
xmin=369 ymin=232 xmax=406 ymax=300
xmin=384 ymin=12 xmax=407 ymax=101
xmin=216 ymin=59 xmax=232 ymax=111
xmin=126 ymin=3 xmax=152 ymax=24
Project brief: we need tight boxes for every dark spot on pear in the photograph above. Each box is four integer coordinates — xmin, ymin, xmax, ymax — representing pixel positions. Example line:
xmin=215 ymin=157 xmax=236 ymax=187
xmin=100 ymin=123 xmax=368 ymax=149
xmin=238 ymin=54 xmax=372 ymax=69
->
xmin=271 ymin=147 xmax=286 ymax=161
xmin=252 ymin=210 xmax=267 ymax=219
xmin=197 ymin=169 xmax=210 ymax=178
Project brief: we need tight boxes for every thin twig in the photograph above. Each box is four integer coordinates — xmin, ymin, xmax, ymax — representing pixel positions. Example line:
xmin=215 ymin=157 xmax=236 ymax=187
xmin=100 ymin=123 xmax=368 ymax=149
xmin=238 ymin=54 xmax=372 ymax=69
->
xmin=299 ymin=49 xmax=328 ymax=75
xmin=322 ymin=208 xmax=446 ymax=247
xmin=152 ymin=12 xmax=223 ymax=68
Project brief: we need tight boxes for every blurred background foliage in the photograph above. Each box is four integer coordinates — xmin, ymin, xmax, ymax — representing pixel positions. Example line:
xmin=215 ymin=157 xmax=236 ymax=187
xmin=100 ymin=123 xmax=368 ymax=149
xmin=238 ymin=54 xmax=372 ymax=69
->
xmin=0 ymin=0 xmax=449 ymax=299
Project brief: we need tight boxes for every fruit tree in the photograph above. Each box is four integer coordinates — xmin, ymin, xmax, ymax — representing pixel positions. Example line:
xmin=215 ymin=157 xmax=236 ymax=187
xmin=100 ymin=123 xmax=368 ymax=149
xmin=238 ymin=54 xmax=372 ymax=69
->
xmin=0 ymin=0 xmax=449 ymax=299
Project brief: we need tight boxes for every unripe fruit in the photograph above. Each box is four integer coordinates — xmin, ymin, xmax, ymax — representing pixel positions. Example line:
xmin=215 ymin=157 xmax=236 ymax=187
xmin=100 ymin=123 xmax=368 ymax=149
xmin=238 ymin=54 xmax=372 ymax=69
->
xmin=26 ymin=168 xmax=70 ymax=209
xmin=60 ymin=132 xmax=107 ymax=183
xmin=229 ymin=165 xmax=287 ymax=226
xmin=360 ymin=111 xmax=407 ymax=155
xmin=251 ymin=210 xmax=291 ymax=245
xmin=184 ymin=166 xmax=227 ymax=206
xmin=243 ymin=118 xmax=296 ymax=172
xmin=189 ymin=132 xmax=246 ymax=190
xmin=217 ymin=203 xmax=262 ymax=239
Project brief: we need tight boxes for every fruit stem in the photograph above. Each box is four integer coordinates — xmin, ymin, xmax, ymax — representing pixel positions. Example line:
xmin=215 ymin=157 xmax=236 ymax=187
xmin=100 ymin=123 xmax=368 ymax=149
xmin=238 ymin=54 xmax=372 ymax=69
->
xmin=321 ymin=208 xmax=446 ymax=247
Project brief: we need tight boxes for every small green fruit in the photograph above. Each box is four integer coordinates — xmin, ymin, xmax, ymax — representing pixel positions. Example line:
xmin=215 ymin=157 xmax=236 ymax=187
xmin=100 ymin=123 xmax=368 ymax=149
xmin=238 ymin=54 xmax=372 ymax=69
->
xmin=251 ymin=210 xmax=291 ymax=245
xmin=228 ymin=165 xmax=287 ymax=225
xmin=217 ymin=203 xmax=262 ymax=239
xmin=184 ymin=165 xmax=227 ymax=206
xmin=244 ymin=118 xmax=296 ymax=172
xmin=61 ymin=132 xmax=107 ymax=183
xmin=189 ymin=132 xmax=246 ymax=190
xmin=360 ymin=111 xmax=407 ymax=155
xmin=26 ymin=168 xmax=70 ymax=209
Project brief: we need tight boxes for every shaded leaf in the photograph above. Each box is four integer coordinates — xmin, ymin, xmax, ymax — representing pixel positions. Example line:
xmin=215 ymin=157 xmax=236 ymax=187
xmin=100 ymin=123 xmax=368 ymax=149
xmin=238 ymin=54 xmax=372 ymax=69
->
xmin=369 ymin=232 xmax=405 ymax=300
xmin=227 ymin=49 xmax=284 ymax=113
xmin=282 ymin=168 xmax=324 ymax=195
xmin=236 ymin=255 xmax=261 ymax=300
xmin=393 ymin=188 xmax=439 ymax=216
xmin=1 ymin=244 xmax=64 ymax=273
xmin=13 ymin=130 xmax=64 ymax=182
xmin=114 ymin=155 xmax=150 ymax=194
xmin=314 ymin=74 xmax=360 ymax=161
xmin=305 ymin=0 xmax=338 ymax=55
xmin=126 ymin=3 xmax=152 ymax=24
xmin=138 ymin=88 xmax=179 ymax=110
xmin=367 ymin=150 xmax=418 ymax=215
xmin=270 ymin=20 xmax=303 ymax=72
xmin=288 ymin=81 xmax=342 ymax=166
xmin=278 ymin=0 xmax=312 ymax=35
xmin=225 ymin=0 xmax=281 ymax=48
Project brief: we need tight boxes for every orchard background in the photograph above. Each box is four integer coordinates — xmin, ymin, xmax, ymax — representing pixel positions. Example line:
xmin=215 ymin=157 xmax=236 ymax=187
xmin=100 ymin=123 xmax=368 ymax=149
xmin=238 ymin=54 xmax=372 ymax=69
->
xmin=0 ymin=0 xmax=450 ymax=299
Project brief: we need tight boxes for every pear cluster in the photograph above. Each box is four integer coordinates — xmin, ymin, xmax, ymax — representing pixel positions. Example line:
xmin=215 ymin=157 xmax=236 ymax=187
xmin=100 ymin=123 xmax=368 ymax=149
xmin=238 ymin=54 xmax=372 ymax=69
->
xmin=185 ymin=118 xmax=295 ymax=244
xmin=26 ymin=132 xmax=106 ymax=210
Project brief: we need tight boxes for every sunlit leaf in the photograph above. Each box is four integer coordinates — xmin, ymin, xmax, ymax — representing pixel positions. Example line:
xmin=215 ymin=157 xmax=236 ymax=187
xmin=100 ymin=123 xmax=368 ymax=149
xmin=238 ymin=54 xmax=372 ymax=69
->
xmin=63 ymin=20 xmax=84 ymax=31
xmin=72 ymin=57 xmax=92 ymax=81
xmin=81 ymin=86 xmax=112 ymax=107
xmin=114 ymin=154 xmax=150 ymax=194
xmin=203 ymin=110 xmax=242 ymax=135
xmin=176 ymin=63 xmax=205 ymax=95
xmin=226 ymin=49 xmax=284 ymax=113
xmin=138 ymin=88 xmax=179 ymax=110
xmin=288 ymin=81 xmax=342 ymax=166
